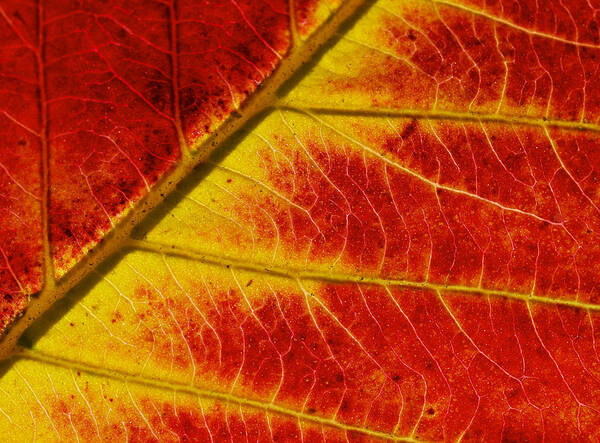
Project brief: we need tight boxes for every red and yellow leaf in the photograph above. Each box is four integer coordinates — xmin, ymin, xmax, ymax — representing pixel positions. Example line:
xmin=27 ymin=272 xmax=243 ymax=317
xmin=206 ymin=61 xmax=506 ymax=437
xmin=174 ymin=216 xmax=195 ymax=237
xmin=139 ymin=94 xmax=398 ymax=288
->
xmin=2 ymin=0 xmax=600 ymax=441
xmin=0 ymin=0 xmax=292 ymax=325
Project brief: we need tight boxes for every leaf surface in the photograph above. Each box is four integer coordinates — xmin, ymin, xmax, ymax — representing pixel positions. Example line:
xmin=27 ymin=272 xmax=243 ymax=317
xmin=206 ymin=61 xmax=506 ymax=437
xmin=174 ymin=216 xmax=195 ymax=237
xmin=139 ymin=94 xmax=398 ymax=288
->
xmin=44 ymin=0 xmax=290 ymax=275
xmin=0 ymin=0 xmax=295 ymax=327
xmin=2 ymin=0 xmax=600 ymax=441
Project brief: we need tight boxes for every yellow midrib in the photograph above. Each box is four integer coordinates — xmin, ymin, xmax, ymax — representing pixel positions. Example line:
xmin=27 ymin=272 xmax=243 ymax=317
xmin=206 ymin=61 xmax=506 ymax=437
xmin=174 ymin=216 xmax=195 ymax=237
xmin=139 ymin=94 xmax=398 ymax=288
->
xmin=130 ymin=239 xmax=600 ymax=312
xmin=277 ymin=104 xmax=600 ymax=132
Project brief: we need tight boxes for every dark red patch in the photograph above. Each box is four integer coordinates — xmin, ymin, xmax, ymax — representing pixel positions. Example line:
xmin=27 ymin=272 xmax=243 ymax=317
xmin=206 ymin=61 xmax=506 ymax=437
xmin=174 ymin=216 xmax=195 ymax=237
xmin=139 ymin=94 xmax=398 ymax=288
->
xmin=0 ymin=2 xmax=43 ymax=328
xmin=178 ymin=0 xmax=289 ymax=142
xmin=1 ymin=0 xmax=291 ymax=293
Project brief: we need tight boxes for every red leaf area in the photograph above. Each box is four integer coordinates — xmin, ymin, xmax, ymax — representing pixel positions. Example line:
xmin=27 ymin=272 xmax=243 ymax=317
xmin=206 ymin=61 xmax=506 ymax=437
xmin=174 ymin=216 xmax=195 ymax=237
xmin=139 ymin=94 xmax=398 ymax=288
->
xmin=304 ymin=0 xmax=600 ymax=122
xmin=133 ymin=109 xmax=600 ymax=439
xmin=137 ymin=280 xmax=600 ymax=441
xmin=0 ymin=2 xmax=42 ymax=329
xmin=245 ymin=121 xmax=600 ymax=441
xmin=207 ymin=116 xmax=600 ymax=304
xmin=0 ymin=0 xmax=290 ymax=327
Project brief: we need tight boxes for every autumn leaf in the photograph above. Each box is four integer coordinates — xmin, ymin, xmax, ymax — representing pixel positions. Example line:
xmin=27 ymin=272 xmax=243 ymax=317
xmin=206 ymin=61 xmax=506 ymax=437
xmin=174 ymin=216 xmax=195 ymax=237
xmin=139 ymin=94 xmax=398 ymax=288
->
xmin=0 ymin=0 xmax=358 ymax=340
xmin=2 ymin=0 xmax=600 ymax=441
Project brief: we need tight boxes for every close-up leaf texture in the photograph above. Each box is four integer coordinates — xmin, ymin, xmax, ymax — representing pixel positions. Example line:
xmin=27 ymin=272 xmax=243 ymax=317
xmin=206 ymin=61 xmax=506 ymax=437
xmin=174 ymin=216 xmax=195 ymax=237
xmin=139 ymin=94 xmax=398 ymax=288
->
xmin=1 ymin=0 xmax=600 ymax=441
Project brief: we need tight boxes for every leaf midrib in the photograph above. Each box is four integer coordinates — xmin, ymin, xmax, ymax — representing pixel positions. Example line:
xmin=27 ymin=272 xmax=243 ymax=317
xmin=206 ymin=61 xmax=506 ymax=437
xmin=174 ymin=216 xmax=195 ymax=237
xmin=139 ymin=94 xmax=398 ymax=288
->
xmin=128 ymin=239 xmax=600 ymax=312
xmin=15 ymin=346 xmax=417 ymax=442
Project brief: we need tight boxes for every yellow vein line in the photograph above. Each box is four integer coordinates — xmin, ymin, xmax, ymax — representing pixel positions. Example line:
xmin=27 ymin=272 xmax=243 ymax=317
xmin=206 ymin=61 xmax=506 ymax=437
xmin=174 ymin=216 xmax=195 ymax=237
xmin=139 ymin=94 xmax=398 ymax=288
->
xmin=128 ymin=239 xmax=600 ymax=313
xmin=15 ymin=347 xmax=416 ymax=442
xmin=426 ymin=0 xmax=600 ymax=49
xmin=276 ymin=105 xmax=600 ymax=133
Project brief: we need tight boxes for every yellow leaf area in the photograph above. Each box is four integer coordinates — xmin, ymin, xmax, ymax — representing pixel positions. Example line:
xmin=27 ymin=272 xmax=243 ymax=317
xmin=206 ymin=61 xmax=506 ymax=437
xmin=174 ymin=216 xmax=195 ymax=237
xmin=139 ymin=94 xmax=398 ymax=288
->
xmin=4 ymin=0 xmax=600 ymax=441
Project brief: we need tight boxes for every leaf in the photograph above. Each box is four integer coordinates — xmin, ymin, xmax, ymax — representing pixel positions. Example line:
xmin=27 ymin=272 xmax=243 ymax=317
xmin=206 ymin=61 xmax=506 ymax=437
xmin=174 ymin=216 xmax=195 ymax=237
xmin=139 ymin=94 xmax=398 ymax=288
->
xmin=2 ymin=0 xmax=600 ymax=441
